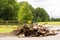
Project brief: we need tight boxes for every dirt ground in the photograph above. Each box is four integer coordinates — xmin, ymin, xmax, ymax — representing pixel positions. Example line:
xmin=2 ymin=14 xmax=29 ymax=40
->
xmin=0 ymin=25 xmax=60 ymax=40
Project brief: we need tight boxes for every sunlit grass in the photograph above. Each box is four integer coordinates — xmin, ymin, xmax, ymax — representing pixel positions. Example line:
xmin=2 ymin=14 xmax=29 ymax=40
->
xmin=38 ymin=22 xmax=60 ymax=25
xmin=0 ymin=28 xmax=14 ymax=33
xmin=0 ymin=22 xmax=60 ymax=33
xmin=0 ymin=25 xmax=18 ymax=33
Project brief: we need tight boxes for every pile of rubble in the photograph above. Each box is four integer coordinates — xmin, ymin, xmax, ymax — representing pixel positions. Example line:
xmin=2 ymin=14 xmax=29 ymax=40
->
xmin=11 ymin=24 xmax=58 ymax=37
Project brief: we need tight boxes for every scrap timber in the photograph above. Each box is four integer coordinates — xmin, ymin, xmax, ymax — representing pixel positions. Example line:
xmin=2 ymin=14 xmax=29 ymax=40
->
xmin=11 ymin=24 xmax=58 ymax=37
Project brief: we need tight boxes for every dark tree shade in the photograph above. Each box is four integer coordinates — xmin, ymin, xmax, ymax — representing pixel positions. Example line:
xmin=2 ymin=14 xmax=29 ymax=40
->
xmin=0 ymin=0 xmax=19 ymax=20
xmin=33 ymin=7 xmax=50 ymax=22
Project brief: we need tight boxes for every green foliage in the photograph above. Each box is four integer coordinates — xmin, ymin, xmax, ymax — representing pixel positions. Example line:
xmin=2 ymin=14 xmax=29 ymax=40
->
xmin=0 ymin=1 xmax=50 ymax=22
xmin=33 ymin=7 xmax=50 ymax=22
xmin=0 ymin=0 xmax=19 ymax=20
xmin=18 ymin=2 xmax=33 ymax=22
xmin=37 ymin=16 xmax=41 ymax=22
xmin=51 ymin=18 xmax=60 ymax=21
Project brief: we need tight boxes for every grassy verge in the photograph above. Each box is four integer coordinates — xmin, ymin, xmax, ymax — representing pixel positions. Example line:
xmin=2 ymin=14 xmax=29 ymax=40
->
xmin=0 ymin=25 xmax=18 ymax=33
xmin=38 ymin=22 xmax=60 ymax=25
xmin=0 ymin=22 xmax=60 ymax=33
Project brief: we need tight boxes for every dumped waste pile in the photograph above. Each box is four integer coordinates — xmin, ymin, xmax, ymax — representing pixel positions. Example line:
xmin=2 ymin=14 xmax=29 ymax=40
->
xmin=11 ymin=24 xmax=58 ymax=37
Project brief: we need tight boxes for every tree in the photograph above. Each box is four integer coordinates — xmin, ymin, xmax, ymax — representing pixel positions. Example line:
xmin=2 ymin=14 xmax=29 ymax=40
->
xmin=33 ymin=7 xmax=50 ymax=22
xmin=0 ymin=0 xmax=19 ymax=20
xmin=37 ymin=16 xmax=41 ymax=22
xmin=51 ymin=18 xmax=60 ymax=21
xmin=18 ymin=2 xmax=33 ymax=23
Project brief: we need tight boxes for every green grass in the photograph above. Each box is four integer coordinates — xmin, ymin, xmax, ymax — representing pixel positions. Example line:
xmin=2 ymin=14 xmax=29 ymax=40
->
xmin=0 ymin=25 xmax=18 ymax=33
xmin=38 ymin=22 xmax=60 ymax=25
xmin=0 ymin=22 xmax=60 ymax=33
xmin=0 ymin=28 xmax=14 ymax=33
